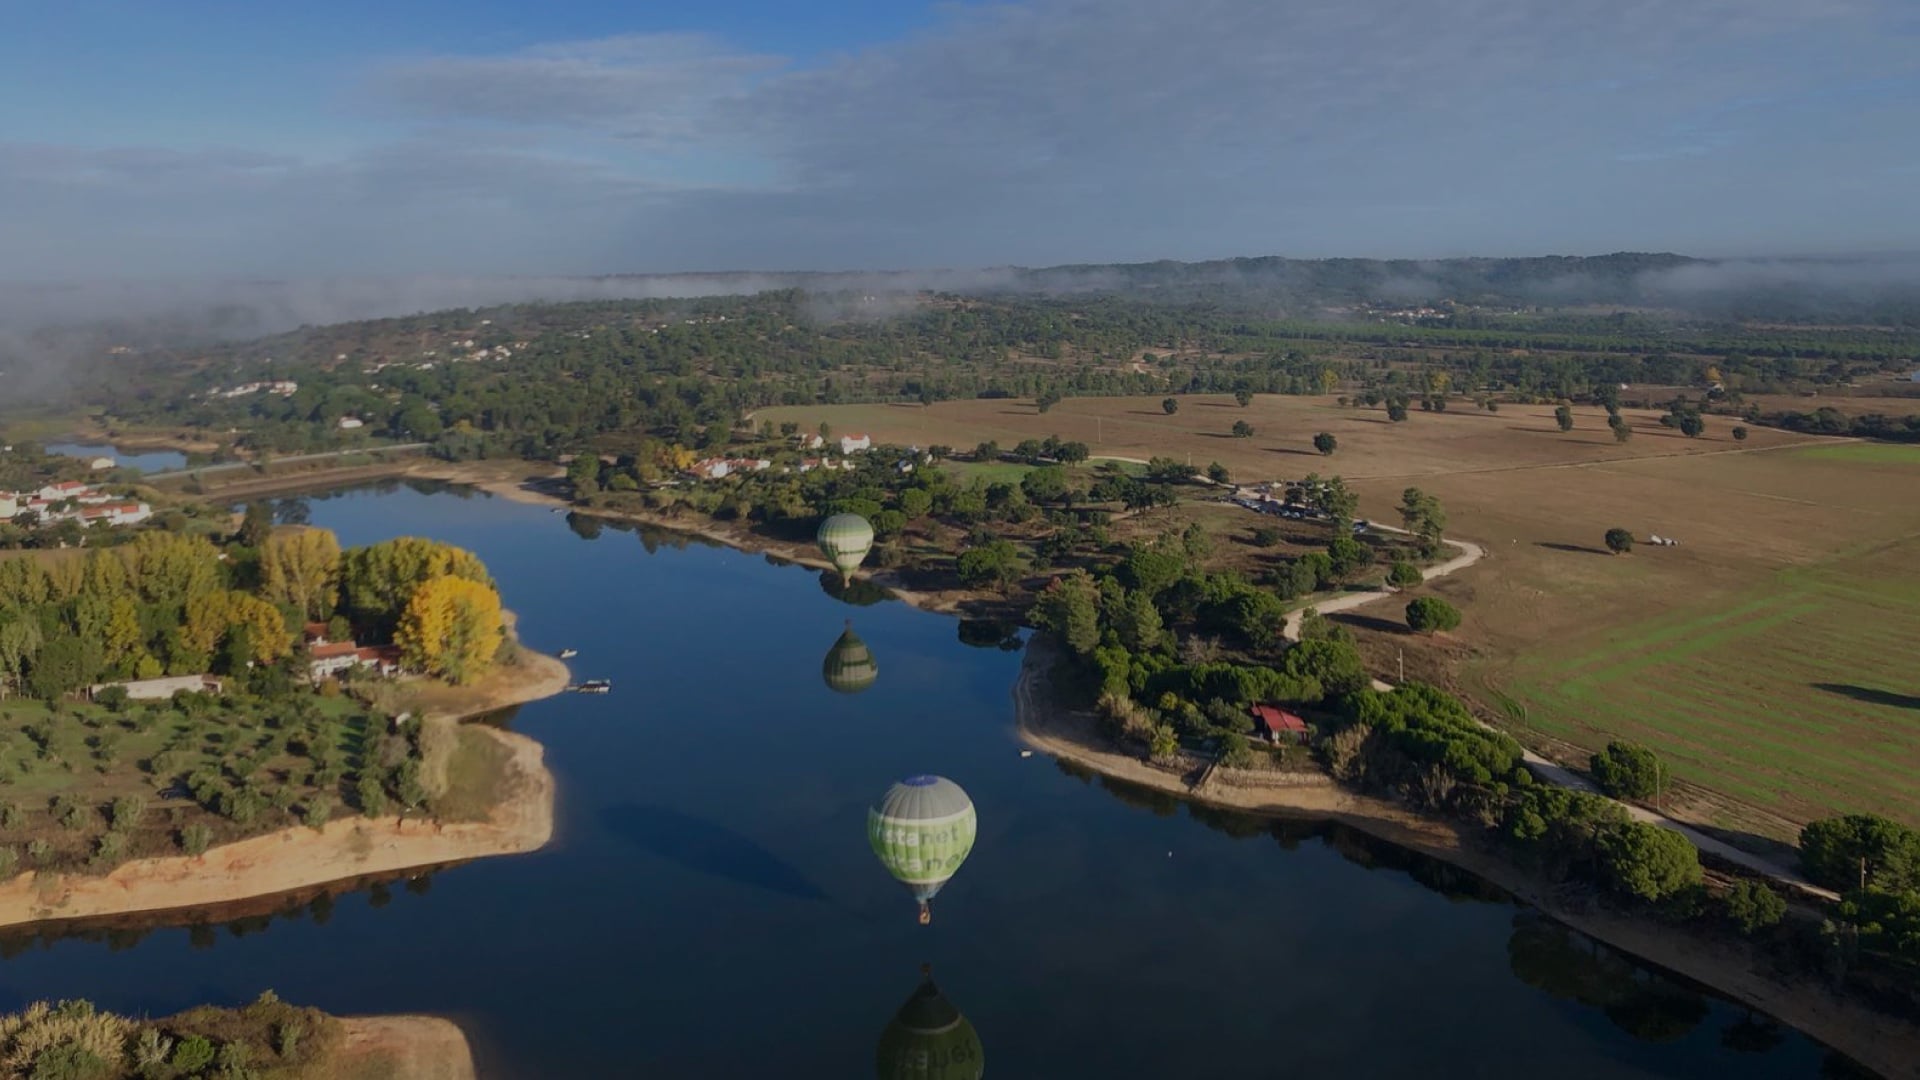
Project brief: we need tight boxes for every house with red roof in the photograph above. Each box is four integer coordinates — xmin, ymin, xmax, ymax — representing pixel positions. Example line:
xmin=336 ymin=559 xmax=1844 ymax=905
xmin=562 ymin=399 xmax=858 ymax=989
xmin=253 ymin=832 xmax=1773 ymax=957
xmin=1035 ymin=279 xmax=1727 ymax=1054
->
xmin=1250 ymin=704 xmax=1311 ymax=745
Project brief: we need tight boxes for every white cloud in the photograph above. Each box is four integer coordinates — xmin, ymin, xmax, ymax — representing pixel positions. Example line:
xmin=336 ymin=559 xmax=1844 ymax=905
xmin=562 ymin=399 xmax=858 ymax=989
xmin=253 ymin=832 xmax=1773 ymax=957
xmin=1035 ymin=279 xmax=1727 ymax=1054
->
xmin=2 ymin=0 xmax=1916 ymax=280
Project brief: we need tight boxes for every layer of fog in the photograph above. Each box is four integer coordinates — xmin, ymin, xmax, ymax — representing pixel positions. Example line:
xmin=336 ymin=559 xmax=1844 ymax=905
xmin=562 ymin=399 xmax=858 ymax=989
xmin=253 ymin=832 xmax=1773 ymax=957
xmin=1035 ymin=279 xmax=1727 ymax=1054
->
xmin=4 ymin=253 xmax=1918 ymax=399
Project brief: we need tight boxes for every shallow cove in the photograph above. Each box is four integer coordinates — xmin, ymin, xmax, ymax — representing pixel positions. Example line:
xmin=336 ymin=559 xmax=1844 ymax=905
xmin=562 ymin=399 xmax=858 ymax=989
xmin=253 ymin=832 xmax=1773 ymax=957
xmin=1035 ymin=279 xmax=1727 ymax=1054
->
xmin=0 ymin=484 xmax=1856 ymax=1077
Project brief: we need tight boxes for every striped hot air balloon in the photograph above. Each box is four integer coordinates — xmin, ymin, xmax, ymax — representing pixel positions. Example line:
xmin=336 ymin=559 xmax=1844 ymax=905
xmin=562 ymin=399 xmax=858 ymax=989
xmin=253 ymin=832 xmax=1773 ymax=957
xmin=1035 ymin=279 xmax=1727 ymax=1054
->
xmin=876 ymin=966 xmax=984 ymax=1080
xmin=869 ymin=775 xmax=976 ymax=925
xmin=824 ymin=621 xmax=879 ymax=694
xmin=817 ymin=513 xmax=875 ymax=579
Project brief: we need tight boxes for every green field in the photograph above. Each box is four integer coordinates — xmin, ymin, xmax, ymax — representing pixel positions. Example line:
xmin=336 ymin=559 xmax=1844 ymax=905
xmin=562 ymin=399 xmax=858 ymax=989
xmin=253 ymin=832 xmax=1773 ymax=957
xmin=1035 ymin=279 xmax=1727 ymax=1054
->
xmin=1791 ymin=443 xmax=1920 ymax=464
xmin=1503 ymin=538 xmax=1920 ymax=829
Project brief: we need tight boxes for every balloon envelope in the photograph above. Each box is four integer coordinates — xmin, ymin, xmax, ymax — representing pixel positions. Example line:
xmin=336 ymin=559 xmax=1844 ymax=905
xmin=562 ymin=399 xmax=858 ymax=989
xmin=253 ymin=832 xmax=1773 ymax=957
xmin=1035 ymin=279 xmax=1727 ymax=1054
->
xmin=817 ymin=513 xmax=875 ymax=577
xmin=869 ymin=776 xmax=976 ymax=908
xmin=876 ymin=971 xmax=985 ymax=1080
xmin=824 ymin=625 xmax=879 ymax=694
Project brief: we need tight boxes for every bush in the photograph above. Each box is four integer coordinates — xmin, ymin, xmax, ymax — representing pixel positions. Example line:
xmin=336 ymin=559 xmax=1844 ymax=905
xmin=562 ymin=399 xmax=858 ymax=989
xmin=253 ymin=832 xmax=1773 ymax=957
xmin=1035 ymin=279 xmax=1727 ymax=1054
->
xmin=1589 ymin=740 xmax=1666 ymax=800
xmin=303 ymin=795 xmax=334 ymax=829
xmin=92 ymin=831 xmax=125 ymax=865
xmin=1723 ymin=880 xmax=1787 ymax=934
xmin=1148 ymin=724 xmax=1179 ymax=763
xmin=1799 ymin=813 xmax=1920 ymax=892
xmin=357 ymin=776 xmax=390 ymax=818
xmin=26 ymin=839 xmax=50 ymax=862
xmin=1598 ymin=821 xmax=1702 ymax=901
xmin=1404 ymin=596 xmax=1461 ymax=634
xmin=1250 ymin=526 xmax=1282 ymax=548
xmin=1386 ymin=561 xmax=1422 ymax=589
xmin=1604 ymin=527 xmax=1634 ymax=554
xmin=180 ymin=823 xmax=213 ymax=856
xmin=109 ymin=794 xmax=146 ymax=831
xmin=1217 ymin=732 xmax=1255 ymax=769
xmin=170 ymin=1035 xmax=216 ymax=1073
xmin=0 ymin=848 xmax=16 ymax=879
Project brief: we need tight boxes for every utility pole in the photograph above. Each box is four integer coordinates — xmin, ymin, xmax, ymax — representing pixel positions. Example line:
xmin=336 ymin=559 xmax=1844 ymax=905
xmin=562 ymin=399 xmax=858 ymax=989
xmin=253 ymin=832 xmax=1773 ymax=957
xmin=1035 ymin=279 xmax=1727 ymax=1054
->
xmin=1096 ymin=416 xmax=1103 ymax=445
xmin=1397 ymin=649 xmax=1404 ymax=684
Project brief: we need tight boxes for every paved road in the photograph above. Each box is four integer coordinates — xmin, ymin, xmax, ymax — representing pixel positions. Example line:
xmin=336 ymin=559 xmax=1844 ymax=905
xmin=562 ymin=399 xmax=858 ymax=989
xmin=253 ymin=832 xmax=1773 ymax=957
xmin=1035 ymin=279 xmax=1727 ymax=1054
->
xmin=1252 ymin=510 xmax=1836 ymax=900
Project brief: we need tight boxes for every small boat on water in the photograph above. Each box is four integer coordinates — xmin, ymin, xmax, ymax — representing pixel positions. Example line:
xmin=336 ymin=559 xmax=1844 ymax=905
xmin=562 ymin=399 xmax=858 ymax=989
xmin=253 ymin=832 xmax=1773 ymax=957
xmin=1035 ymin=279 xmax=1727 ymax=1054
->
xmin=558 ymin=648 xmax=579 ymax=659
xmin=568 ymin=679 xmax=612 ymax=694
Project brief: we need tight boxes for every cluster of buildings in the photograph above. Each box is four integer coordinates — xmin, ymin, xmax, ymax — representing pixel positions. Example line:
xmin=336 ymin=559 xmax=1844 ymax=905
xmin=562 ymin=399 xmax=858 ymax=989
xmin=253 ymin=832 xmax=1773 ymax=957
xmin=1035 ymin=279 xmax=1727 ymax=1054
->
xmin=799 ymin=433 xmax=874 ymax=455
xmin=302 ymin=623 xmax=403 ymax=681
xmin=83 ymin=623 xmax=403 ymax=703
xmin=683 ymin=433 xmax=879 ymax=482
xmin=212 ymin=380 xmax=299 ymax=399
xmin=0 ymin=481 xmax=152 ymax=529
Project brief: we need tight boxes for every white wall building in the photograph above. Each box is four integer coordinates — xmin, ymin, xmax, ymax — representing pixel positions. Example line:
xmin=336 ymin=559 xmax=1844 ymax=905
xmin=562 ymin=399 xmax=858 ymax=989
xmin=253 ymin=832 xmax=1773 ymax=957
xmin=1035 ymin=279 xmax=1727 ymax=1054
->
xmin=838 ymin=433 xmax=873 ymax=454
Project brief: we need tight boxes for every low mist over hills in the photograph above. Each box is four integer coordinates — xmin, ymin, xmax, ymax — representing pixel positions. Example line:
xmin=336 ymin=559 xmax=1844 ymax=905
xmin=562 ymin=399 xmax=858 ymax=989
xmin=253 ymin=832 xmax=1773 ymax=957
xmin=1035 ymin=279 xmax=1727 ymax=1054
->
xmin=4 ymin=251 xmax=1920 ymax=400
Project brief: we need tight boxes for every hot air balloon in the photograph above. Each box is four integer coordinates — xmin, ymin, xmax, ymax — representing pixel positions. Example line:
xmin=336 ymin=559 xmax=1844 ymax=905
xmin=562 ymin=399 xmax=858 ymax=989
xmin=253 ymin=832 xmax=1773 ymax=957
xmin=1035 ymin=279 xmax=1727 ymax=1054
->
xmin=876 ymin=965 xmax=984 ymax=1080
xmin=824 ymin=620 xmax=879 ymax=694
xmin=817 ymin=513 xmax=875 ymax=580
xmin=869 ymin=775 xmax=976 ymax=925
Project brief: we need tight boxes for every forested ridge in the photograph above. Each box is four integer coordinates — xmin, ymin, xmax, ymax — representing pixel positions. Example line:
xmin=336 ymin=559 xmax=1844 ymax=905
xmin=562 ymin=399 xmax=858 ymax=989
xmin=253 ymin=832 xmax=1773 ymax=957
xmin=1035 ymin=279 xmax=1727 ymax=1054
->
xmin=18 ymin=251 xmax=1918 ymax=459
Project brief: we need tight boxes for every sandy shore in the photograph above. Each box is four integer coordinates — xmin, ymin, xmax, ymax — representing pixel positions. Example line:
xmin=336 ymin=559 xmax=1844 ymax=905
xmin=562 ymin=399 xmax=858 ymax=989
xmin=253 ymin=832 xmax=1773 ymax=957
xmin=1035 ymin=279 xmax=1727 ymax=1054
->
xmin=0 ymin=650 xmax=569 ymax=932
xmin=333 ymin=1016 xmax=477 ymax=1080
xmin=1010 ymin=635 xmax=1920 ymax=1080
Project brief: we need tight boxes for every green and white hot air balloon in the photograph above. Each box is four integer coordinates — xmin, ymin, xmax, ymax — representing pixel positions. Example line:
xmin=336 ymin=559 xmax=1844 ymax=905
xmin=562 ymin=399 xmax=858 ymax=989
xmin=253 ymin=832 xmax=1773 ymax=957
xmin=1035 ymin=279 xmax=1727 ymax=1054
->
xmin=824 ymin=620 xmax=879 ymax=695
xmin=817 ymin=513 xmax=875 ymax=580
xmin=876 ymin=965 xmax=984 ymax=1080
xmin=869 ymin=775 xmax=976 ymax=925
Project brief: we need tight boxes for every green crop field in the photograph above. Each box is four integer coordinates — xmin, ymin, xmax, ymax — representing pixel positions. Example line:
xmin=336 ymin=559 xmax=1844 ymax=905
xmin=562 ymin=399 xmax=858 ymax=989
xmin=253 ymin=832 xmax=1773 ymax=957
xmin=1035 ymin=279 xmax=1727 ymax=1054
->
xmin=1502 ymin=537 xmax=1920 ymax=830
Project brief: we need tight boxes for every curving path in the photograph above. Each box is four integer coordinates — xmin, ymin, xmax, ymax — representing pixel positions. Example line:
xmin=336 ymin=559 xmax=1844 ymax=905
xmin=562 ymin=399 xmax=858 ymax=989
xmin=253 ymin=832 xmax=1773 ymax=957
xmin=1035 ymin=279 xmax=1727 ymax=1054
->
xmin=1267 ymin=518 xmax=1835 ymax=900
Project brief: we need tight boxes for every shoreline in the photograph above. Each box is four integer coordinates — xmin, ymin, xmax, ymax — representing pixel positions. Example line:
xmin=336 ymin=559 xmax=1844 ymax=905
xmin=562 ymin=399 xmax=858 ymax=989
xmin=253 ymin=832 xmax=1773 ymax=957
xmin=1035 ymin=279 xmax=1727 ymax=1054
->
xmin=334 ymin=1015 xmax=478 ymax=1080
xmin=1010 ymin=634 xmax=1920 ymax=1080
xmin=410 ymin=460 xmax=977 ymax=616
xmin=0 ymin=649 xmax=569 ymax=933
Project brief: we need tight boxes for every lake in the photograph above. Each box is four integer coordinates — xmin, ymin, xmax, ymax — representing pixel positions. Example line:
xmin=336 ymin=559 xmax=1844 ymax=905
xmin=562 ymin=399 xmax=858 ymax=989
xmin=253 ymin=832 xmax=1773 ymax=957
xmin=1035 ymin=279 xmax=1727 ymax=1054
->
xmin=45 ymin=441 xmax=188 ymax=474
xmin=0 ymin=483 xmax=1854 ymax=1077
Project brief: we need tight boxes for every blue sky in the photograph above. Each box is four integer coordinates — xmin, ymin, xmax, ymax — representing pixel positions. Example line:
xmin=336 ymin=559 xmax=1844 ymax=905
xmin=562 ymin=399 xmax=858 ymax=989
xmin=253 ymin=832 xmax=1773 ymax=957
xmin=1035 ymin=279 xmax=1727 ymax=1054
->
xmin=2 ymin=0 xmax=1917 ymax=281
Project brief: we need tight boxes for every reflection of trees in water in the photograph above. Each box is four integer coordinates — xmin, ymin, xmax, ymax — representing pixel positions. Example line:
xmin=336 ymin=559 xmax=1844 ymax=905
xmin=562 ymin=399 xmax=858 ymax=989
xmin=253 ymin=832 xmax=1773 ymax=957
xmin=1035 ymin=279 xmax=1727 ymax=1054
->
xmin=1507 ymin=910 xmax=1709 ymax=1044
xmin=1093 ymin=775 xmax=1181 ymax=818
xmin=818 ymin=571 xmax=892 ymax=607
xmin=566 ymin=512 xmax=602 ymax=541
xmin=272 ymin=498 xmax=310 ymax=526
xmin=0 ymin=868 xmax=444 ymax=958
xmin=957 ymin=619 xmax=1023 ymax=651
xmin=1052 ymin=758 xmax=1094 ymax=786
xmin=466 ymin=705 xmax=522 ymax=731
xmin=1083 ymin=767 xmax=1516 ymax=901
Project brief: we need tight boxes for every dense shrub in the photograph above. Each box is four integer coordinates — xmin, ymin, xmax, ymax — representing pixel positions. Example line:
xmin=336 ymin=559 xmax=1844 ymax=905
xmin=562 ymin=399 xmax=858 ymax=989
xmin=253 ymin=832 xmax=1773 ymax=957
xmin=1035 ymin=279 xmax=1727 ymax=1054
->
xmin=1589 ymin=741 xmax=1666 ymax=800
xmin=1800 ymin=814 xmax=1920 ymax=892
xmin=1404 ymin=596 xmax=1462 ymax=634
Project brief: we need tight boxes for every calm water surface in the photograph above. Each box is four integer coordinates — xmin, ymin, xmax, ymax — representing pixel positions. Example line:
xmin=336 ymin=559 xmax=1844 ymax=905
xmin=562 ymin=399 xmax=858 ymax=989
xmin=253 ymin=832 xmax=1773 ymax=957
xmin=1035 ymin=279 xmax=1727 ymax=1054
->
xmin=0 ymin=485 xmax=1853 ymax=1077
xmin=45 ymin=442 xmax=188 ymax=473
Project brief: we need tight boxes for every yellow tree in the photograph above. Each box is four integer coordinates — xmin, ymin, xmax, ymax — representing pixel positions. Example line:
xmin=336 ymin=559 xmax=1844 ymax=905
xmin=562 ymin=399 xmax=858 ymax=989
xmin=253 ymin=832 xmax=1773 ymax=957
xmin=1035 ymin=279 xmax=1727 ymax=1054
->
xmin=227 ymin=592 xmax=293 ymax=664
xmin=0 ymin=559 xmax=49 ymax=609
xmin=261 ymin=528 xmax=342 ymax=620
xmin=183 ymin=590 xmax=292 ymax=664
xmin=102 ymin=596 xmax=145 ymax=673
xmin=341 ymin=537 xmax=492 ymax=633
xmin=396 ymin=576 xmax=504 ymax=684
xmin=117 ymin=531 xmax=222 ymax=608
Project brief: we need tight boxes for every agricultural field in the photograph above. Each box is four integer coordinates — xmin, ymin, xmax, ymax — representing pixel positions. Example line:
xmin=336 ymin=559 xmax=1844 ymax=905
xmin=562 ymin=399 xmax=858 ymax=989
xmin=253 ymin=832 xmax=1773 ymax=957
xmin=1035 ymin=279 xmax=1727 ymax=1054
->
xmin=766 ymin=394 xmax=1920 ymax=835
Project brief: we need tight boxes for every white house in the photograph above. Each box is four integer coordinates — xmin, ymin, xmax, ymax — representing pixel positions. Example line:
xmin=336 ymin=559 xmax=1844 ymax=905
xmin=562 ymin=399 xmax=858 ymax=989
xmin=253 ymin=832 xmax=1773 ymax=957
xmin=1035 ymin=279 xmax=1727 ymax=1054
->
xmin=689 ymin=458 xmax=732 ymax=480
xmin=0 ymin=496 xmax=15 ymax=520
xmin=78 ymin=502 xmax=152 ymax=527
xmin=796 ymin=433 xmax=826 ymax=450
xmin=838 ymin=433 xmax=873 ymax=454
xmin=337 ymin=416 xmax=365 ymax=430
xmin=37 ymin=481 xmax=89 ymax=502
xmin=90 ymin=674 xmax=222 ymax=701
